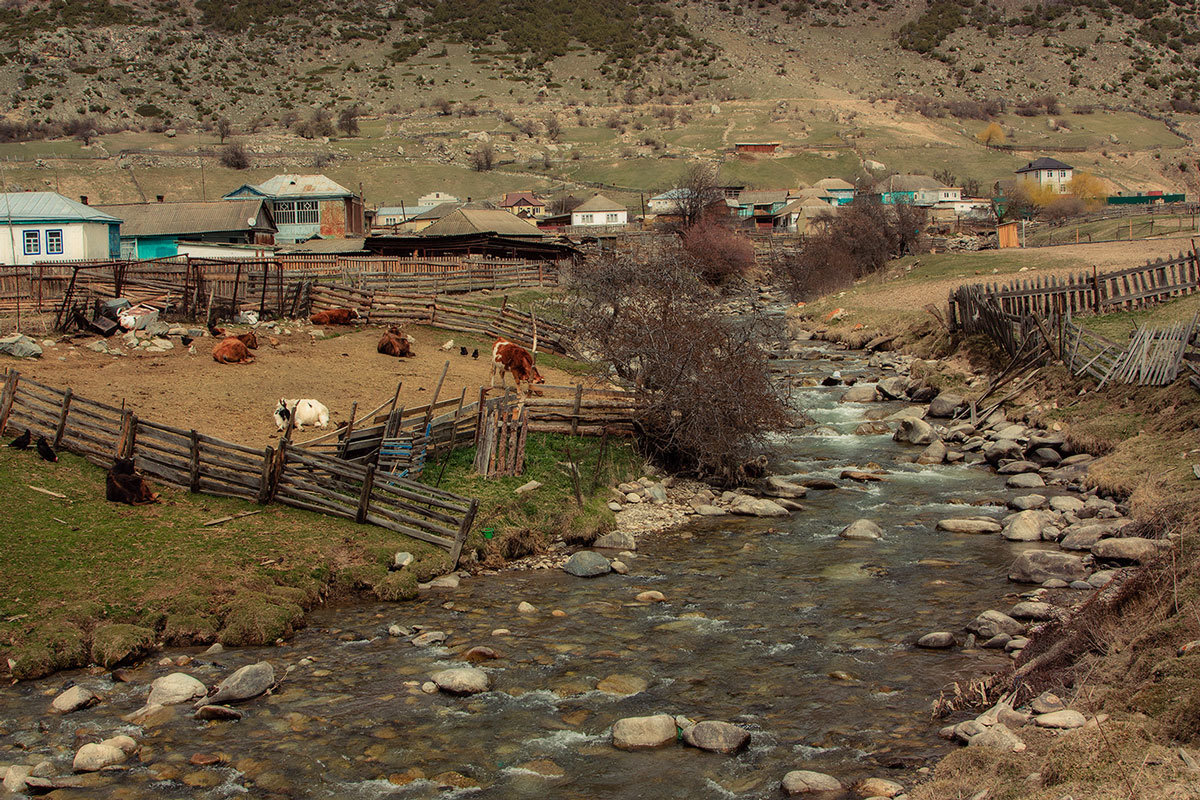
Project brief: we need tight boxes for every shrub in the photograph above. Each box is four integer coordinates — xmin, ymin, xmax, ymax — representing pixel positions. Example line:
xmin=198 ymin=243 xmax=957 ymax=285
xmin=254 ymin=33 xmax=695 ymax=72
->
xmin=294 ymin=109 xmax=333 ymax=139
xmin=470 ymin=143 xmax=496 ymax=171
xmin=219 ymin=143 xmax=251 ymax=169
xmin=680 ymin=219 xmax=755 ymax=286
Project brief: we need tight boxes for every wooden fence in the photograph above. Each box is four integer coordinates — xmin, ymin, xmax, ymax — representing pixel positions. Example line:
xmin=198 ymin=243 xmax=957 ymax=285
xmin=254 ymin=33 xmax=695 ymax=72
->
xmin=0 ymin=370 xmax=477 ymax=564
xmin=473 ymin=402 xmax=529 ymax=478
xmin=308 ymin=282 xmax=572 ymax=356
xmin=949 ymin=249 xmax=1200 ymax=328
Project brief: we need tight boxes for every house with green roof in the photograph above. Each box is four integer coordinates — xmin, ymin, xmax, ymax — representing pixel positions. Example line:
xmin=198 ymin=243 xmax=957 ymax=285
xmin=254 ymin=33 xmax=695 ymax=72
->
xmin=0 ymin=192 xmax=121 ymax=265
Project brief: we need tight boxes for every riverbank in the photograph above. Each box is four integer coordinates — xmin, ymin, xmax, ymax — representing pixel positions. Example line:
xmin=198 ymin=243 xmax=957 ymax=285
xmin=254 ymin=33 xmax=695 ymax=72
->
xmin=789 ymin=255 xmax=1200 ymax=798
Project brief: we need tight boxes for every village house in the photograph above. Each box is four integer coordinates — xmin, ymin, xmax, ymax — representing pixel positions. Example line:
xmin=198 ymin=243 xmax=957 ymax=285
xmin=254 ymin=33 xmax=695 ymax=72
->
xmin=499 ymin=191 xmax=546 ymax=218
xmin=874 ymin=175 xmax=959 ymax=206
xmin=0 ymin=192 xmax=121 ymax=265
xmin=734 ymin=142 xmax=781 ymax=154
xmin=1015 ymin=157 xmax=1074 ymax=193
xmin=734 ymin=190 xmax=790 ymax=228
xmin=95 ymin=198 xmax=276 ymax=259
xmin=402 ymin=201 xmax=465 ymax=233
xmin=773 ymin=193 xmax=837 ymax=233
xmin=570 ymin=194 xmax=628 ymax=227
xmin=420 ymin=208 xmax=545 ymax=239
xmin=373 ymin=204 xmax=436 ymax=228
xmin=222 ymin=174 xmax=364 ymax=243
xmin=418 ymin=191 xmax=459 ymax=206
xmin=813 ymin=177 xmax=856 ymax=205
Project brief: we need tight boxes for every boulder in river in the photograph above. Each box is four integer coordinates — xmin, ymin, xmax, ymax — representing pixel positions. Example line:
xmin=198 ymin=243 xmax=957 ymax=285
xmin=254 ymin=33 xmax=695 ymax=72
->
xmin=593 ymin=531 xmax=637 ymax=550
xmin=1009 ymin=601 xmax=1056 ymax=620
xmin=984 ymin=439 xmax=1023 ymax=465
xmin=926 ymin=392 xmax=964 ymax=418
xmin=916 ymin=440 xmax=947 ymax=465
xmin=936 ymin=518 xmax=1002 ymax=534
xmin=782 ymin=770 xmax=843 ymax=795
xmin=856 ymin=777 xmax=904 ymax=797
xmin=51 ymin=685 xmax=99 ymax=714
xmin=431 ymin=667 xmax=490 ymax=695
xmin=840 ymin=384 xmax=879 ymax=403
xmin=840 ymin=519 xmax=883 ymax=541
xmin=198 ymin=661 xmax=275 ymax=706
xmin=763 ymin=476 xmax=807 ymax=498
xmin=1091 ymin=537 xmax=1168 ymax=564
xmin=1006 ymin=472 xmax=1045 ymax=489
xmin=917 ymin=631 xmax=956 ymax=648
xmin=563 ymin=551 xmax=612 ymax=577
xmin=611 ymin=714 xmax=678 ymax=750
xmin=1009 ymin=550 xmax=1089 ymax=584
xmin=893 ymin=418 xmax=937 ymax=445
xmin=1009 ymin=494 xmax=1047 ymax=511
xmin=1002 ymin=510 xmax=1046 ymax=542
xmin=966 ymin=610 xmax=1025 ymax=639
xmin=194 ymin=705 xmax=243 ymax=721
xmin=876 ymin=376 xmax=908 ymax=400
xmin=148 ymin=673 xmax=206 ymax=706
xmin=728 ymin=495 xmax=790 ymax=517
xmin=682 ymin=720 xmax=750 ymax=754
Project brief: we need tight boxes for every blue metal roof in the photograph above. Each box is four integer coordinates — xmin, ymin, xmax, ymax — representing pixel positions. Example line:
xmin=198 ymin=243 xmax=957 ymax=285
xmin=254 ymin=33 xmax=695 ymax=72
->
xmin=0 ymin=192 xmax=121 ymax=224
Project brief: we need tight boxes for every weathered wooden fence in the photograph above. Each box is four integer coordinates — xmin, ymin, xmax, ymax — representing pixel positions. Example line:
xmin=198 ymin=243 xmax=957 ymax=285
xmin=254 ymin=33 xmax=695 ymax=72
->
xmin=473 ymin=402 xmax=529 ymax=478
xmin=0 ymin=370 xmax=477 ymax=564
xmin=309 ymin=282 xmax=572 ymax=355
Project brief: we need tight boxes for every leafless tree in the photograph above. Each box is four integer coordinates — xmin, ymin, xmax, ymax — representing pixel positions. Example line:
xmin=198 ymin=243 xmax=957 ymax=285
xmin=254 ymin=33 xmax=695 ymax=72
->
xmin=671 ymin=161 xmax=726 ymax=229
xmin=470 ymin=143 xmax=496 ymax=172
xmin=337 ymin=104 xmax=361 ymax=137
xmin=215 ymin=116 xmax=232 ymax=143
xmin=568 ymin=244 xmax=786 ymax=482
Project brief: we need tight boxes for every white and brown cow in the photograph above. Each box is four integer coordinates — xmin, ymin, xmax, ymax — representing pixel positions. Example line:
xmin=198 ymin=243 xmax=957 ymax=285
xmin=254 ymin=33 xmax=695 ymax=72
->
xmin=490 ymin=337 xmax=545 ymax=396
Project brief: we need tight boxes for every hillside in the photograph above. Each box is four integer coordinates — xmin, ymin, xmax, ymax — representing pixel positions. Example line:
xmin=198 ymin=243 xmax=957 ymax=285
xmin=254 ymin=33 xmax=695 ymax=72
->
xmin=0 ymin=0 xmax=1199 ymax=204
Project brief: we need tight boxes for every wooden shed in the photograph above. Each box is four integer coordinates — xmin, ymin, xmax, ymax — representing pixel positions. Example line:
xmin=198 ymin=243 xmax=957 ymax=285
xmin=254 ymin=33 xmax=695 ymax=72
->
xmin=996 ymin=221 xmax=1020 ymax=248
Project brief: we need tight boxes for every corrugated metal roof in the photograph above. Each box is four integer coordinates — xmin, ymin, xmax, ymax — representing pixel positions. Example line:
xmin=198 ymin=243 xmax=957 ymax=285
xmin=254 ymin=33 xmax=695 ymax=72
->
xmin=736 ymin=190 xmax=789 ymax=206
xmin=420 ymin=209 xmax=545 ymax=237
xmin=376 ymin=204 xmax=434 ymax=219
xmin=227 ymin=174 xmax=354 ymax=199
xmin=572 ymin=194 xmax=625 ymax=213
xmin=1016 ymin=157 xmax=1074 ymax=173
xmin=878 ymin=174 xmax=946 ymax=193
xmin=0 ymin=192 xmax=121 ymax=224
xmin=814 ymin=177 xmax=855 ymax=192
xmin=410 ymin=202 xmax=463 ymax=221
xmin=94 ymin=199 xmax=274 ymax=237
xmin=278 ymin=236 xmax=368 ymax=254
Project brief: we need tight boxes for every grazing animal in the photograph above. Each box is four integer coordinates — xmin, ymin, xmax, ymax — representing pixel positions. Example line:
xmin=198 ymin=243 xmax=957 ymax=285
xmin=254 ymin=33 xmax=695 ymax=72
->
xmin=8 ymin=428 xmax=30 ymax=450
xmin=377 ymin=326 xmax=414 ymax=358
xmin=491 ymin=337 xmax=545 ymax=396
xmin=440 ymin=339 xmax=454 ymax=351
xmin=232 ymin=331 xmax=258 ymax=349
xmin=459 ymin=346 xmax=468 ymax=356
xmin=310 ymin=308 xmax=360 ymax=326
xmin=106 ymin=458 xmax=159 ymax=505
xmin=273 ymin=398 xmax=331 ymax=431
xmin=36 ymin=436 xmax=57 ymax=462
xmin=212 ymin=337 xmax=255 ymax=364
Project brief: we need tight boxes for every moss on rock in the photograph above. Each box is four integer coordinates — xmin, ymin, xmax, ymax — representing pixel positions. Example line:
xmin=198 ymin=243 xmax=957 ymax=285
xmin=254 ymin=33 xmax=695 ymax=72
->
xmin=217 ymin=596 xmax=304 ymax=646
xmin=90 ymin=623 xmax=156 ymax=668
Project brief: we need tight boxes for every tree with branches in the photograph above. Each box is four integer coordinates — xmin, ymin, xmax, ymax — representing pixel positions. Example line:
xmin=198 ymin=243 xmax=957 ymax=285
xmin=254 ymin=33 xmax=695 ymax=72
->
xmin=671 ymin=161 xmax=726 ymax=229
xmin=338 ymin=105 xmax=361 ymax=137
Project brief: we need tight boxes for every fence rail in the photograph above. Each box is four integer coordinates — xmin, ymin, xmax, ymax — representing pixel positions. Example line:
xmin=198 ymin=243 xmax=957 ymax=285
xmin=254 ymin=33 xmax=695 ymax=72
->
xmin=0 ymin=370 xmax=477 ymax=564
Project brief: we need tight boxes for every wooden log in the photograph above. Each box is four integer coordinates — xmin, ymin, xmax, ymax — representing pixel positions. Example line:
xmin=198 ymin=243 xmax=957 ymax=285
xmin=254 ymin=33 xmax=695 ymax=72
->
xmin=356 ymin=463 xmax=376 ymax=524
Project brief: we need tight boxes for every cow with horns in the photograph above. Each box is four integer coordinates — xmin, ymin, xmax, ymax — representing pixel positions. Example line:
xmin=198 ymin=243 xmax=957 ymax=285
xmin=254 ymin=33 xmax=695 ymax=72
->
xmin=377 ymin=326 xmax=414 ymax=358
xmin=491 ymin=337 xmax=545 ymax=396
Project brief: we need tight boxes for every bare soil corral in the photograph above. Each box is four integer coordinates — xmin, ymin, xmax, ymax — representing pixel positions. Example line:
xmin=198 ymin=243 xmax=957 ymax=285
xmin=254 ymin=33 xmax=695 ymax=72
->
xmin=10 ymin=325 xmax=584 ymax=448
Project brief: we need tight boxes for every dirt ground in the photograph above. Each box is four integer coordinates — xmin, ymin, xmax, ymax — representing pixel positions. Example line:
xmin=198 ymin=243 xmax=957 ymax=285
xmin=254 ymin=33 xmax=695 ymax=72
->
xmin=10 ymin=323 xmax=584 ymax=448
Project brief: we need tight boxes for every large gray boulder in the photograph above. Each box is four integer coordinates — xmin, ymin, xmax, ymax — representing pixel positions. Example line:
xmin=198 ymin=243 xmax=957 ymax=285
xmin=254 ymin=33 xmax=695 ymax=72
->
xmin=1009 ymin=550 xmax=1089 ymax=584
xmin=966 ymin=610 xmax=1025 ymax=639
xmin=841 ymin=384 xmax=879 ymax=403
xmin=0 ymin=334 xmax=41 ymax=359
xmin=840 ymin=519 xmax=883 ymax=541
xmin=763 ymin=476 xmax=807 ymax=499
xmin=1059 ymin=521 xmax=1126 ymax=551
xmin=198 ymin=661 xmax=275 ymax=706
xmin=984 ymin=439 xmax=1023 ymax=465
xmin=917 ymin=631 xmax=956 ymax=648
xmin=51 ymin=685 xmax=99 ymax=713
xmin=431 ymin=667 xmax=490 ymax=695
xmin=1002 ymin=510 xmax=1046 ymax=542
xmin=728 ymin=495 xmax=790 ymax=517
xmin=936 ymin=518 xmax=1002 ymax=534
xmin=1006 ymin=473 xmax=1046 ymax=489
xmin=592 ymin=531 xmax=637 ymax=550
xmin=611 ymin=714 xmax=677 ymax=750
xmin=782 ymin=770 xmax=843 ymax=795
xmin=563 ymin=551 xmax=612 ymax=577
xmin=926 ymin=392 xmax=964 ymax=418
xmin=1091 ymin=537 xmax=1168 ymax=564
xmin=682 ymin=721 xmax=750 ymax=754
xmin=148 ymin=673 xmax=206 ymax=706
xmin=893 ymin=418 xmax=937 ymax=445
xmin=876 ymin=376 xmax=908 ymax=400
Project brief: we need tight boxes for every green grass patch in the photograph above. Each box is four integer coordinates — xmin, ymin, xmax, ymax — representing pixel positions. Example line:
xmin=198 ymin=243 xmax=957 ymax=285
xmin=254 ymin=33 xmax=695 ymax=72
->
xmin=422 ymin=432 xmax=642 ymax=564
xmin=0 ymin=447 xmax=447 ymax=679
xmin=1026 ymin=213 xmax=1199 ymax=247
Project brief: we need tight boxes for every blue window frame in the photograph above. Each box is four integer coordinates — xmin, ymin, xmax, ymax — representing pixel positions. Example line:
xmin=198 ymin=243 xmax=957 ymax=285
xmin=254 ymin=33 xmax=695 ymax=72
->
xmin=22 ymin=230 xmax=39 ymax=256
xmin=45 ymin=229 xmax=63 ymax=255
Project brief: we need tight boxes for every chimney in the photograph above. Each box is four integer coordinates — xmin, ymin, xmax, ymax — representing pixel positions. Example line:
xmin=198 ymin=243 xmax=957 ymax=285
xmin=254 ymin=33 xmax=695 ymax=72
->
xmin=156 ymin=195 xmax=164 ymax=203
xmin=79 ymin=195 xmax=88 ymax=205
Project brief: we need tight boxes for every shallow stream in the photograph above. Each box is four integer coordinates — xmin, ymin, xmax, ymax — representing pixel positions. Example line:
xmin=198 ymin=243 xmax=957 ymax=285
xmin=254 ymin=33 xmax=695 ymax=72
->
xmin=0 ymin=341 xmax=1056 ymax=798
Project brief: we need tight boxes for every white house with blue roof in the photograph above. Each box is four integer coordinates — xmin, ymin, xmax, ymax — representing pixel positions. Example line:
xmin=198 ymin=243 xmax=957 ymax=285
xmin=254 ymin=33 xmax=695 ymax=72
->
xmin=0 ymin=192 xmax=121 ymax=265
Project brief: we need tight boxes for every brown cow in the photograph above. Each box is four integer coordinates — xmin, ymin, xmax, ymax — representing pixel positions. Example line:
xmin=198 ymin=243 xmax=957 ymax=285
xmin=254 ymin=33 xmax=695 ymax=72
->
xmin=491 ymin=337 xmax=545 ymax=396
xmin=311 ymin=308 xmax=360 ymax=326
xmin=377 ymin=326 xmax=414 ymax=358
xmin=233 ymin=331 xmax=258 ymax=349
xmin=106 ymin=458 xmax=159 ymax=505
xmin=212 ymin=337 xmax=255 ymax=364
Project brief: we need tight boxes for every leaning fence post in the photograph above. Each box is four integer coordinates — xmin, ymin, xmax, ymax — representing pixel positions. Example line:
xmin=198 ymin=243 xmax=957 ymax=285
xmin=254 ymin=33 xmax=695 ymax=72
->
xmin=188 ymin=430 xmax=201 ymax=492
xmin=570 ymin=383 xmax=583 ymax=436
xmin=449 ymin=498 xmax=479 ymax=569
xmin=355 ymin=463 xmax=377 ymax=524
xmin=257 ymin=445 xmax=275 ymax=504
xmin=0 ymin=370 xmax=19 ymax=435
xmin=53 ymin=388 xmax=72 ymax=449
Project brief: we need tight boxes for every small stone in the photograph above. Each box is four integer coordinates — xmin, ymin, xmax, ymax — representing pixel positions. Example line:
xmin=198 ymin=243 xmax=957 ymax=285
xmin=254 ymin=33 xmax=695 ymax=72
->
xmin=388 ymin=624 xmax=404 ymax=637
xmin=610 ymin=560 xmax=629 ymax=574
xmin=1009 ymin=601 xmax=1055 ymax=620
xmin=563 ymin=551 xmax=611 ymax=577
xmin=412 ymin=631 xmax=448 ymax=647
xmin=1031 ymin=692 xmax=1066 ymax=714
xmin=463 ymin=646 xmax=502 ymax=662
xmin=856 ymin=777 xmax=904 ymax=797
xmin=937 ymin=518 xmax=1002 ymax=534
xmin=514 ymin=480 xmax=542 ymax=495
xmin=148 ymin=673 xmax=206 ymax=706
xmin=393 ymin=552 xmax=414 ymax=569
xmin=517 ymin=601 xmax=538 ymax=614
xmin=636 ymin=590 xmax=666 ymax=603
xmin=966 ymin=610 xmax=1024 ymax=639
xmin=190 ymin=753 xmax=222 ymax=766
xmin=1006 ymin=473 xmax=1045 ymax=489
xmin=431 ymin=667 xmax=490 ymax=695
xmin=73 ymin=743 xmax=127 ymax=772
xmin=203 ymin=643 xmax=224 ymax=656
xmin=194 ymin=705 xmax=243 ymax=721
xmin=430 ymin=574 xmax=460 ymax=589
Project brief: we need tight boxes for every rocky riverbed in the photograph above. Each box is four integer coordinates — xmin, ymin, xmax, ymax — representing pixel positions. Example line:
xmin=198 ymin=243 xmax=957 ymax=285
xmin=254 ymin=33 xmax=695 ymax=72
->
xmin=0 ymin=336 xmax=1141 ymax=798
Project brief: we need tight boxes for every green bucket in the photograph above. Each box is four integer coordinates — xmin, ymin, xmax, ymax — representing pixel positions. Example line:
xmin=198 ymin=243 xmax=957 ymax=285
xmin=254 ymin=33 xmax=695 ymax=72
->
xmin=482 ymin=527 xmax=495 ymax=540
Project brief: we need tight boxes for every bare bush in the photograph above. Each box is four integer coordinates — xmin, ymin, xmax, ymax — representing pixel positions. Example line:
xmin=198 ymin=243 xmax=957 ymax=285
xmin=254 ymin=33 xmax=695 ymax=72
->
xmin=219 ymin=143 xmax=251 ymax=169
xmin=294 ymin=109 xmax=334 ymax=139
xmin=470 ymin=143 xmax=496 ymax=172
xmin=1043 ymin=194 xmax=1086 ymax=221
xmin=568 ymin=247 xmax=786 ymax=482
xmin=680 ymin=218 xmax=755 ymax=286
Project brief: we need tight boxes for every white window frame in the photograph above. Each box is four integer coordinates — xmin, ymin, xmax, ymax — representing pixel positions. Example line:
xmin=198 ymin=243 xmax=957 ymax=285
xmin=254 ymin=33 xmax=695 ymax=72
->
xmin=22 ymin=230 xmax=39 ymax=256
xmin=273 ymin=200 xmax=319 ymax=226
xmin=579 ymin=213 xmax=594 ymax=224
xmin=45 ymin=229 xmax=64 ymax=255
xmin=606 ymin=213 xmax=619 ymax=223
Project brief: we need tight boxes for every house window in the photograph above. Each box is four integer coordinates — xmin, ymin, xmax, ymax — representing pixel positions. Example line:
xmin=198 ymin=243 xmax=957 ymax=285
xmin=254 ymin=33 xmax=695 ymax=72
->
xmin=606 ymin=213 xmax=619 ymax=223
xmin=579 ymin=213 xmax=594 ymax=224
xmin=273 ymin=200 xmax=319 ymax=225
xmin=1060 ymin=170 xmax=1068 ymax=178
xmin=22 ymin=230 xmax=38 ymax=256
xmin=45 ymin=229 xmax=63 ymax=255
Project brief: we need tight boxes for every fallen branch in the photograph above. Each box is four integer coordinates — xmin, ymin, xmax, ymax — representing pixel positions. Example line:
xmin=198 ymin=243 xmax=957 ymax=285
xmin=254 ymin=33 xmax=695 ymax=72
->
xmin=28 ymin=485 xmax=67 ymax=499
xmin=202 ymin=509 xmax=266 ymax=527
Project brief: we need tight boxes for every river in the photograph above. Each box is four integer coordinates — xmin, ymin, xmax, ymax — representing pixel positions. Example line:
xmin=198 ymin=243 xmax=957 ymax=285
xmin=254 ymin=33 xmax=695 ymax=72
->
xmin=0 ymin=340 xmax=1040 ymax=798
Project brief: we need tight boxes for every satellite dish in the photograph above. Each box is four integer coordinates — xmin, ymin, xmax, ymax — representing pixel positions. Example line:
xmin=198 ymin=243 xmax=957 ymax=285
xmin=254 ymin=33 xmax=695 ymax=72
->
xmin=247 ymin=217 xmax=257 ymax=226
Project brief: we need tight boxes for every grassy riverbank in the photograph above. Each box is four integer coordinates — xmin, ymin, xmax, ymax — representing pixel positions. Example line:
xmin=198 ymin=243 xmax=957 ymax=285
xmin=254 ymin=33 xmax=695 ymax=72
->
xmin=792 ymin=239 xmax=1200 ymax=799
xmin=0 ymin=431 xmax=640 ymax=681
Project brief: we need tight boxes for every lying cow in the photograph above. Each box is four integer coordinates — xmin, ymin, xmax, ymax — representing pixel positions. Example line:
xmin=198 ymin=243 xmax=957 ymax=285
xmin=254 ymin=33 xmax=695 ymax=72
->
xmin=212 ymin=337 xmax=255 ymax=364
xmin=232 ymin=330 xmax=258 ymax=349
xmin=377 ymin=326 xmax=414 ymax=358
xmin=310 ymin=308 xmax=360 ymax=326
xmin=273 ymin=398 xmax=331 ymax=431
xmin=106 ymin=458 xmax=159 ymax=505
xmin=491 ymin=337 xmax=545 ymax=396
